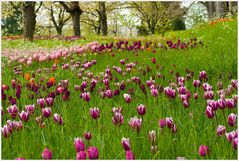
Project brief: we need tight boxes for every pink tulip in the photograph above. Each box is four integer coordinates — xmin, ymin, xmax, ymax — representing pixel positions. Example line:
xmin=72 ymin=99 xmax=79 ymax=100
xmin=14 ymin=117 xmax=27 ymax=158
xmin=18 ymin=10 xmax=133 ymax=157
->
xmin=159 ymin=119 xmax=166 ymax=129
xmin=122 ymin=137 xmax=131 ymax=151
xmin=42 ymin=148 xmax=53 ymax=159
xmin=87 ymin=146 xmax=99 ymax=159
xmin=74 ymin=137 xmax=85 ymax=152
xmin=76 ymin=151 xmax=87 ymax=160
xmin=198 ymin=145 xmax=209 ymax=157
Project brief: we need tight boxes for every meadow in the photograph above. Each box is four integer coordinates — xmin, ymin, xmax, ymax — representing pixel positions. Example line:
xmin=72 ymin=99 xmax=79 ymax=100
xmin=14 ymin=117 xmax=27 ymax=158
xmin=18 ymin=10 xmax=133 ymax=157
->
xmin=1 ymin=19 xmax=238 ymax=159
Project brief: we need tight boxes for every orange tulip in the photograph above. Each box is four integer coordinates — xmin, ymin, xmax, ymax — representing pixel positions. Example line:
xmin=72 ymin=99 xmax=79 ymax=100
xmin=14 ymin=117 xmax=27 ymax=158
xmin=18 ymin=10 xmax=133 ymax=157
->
xmin=25 ymin=74 xmax=30 ymax=80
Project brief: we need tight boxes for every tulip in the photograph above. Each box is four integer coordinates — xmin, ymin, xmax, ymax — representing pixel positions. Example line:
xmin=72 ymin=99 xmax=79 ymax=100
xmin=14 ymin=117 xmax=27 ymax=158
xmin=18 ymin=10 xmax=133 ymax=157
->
xmin=19 ymin=111 xmax=29 ymax=122
xmin=45 ymin=97 xmax=54 ymax=106
xmin=112 ymin=107 xmax=122 ymax=113
xmin=105 ymin=89 xmax=113 ymax=98
xmin=74 ymin=137 xmax=85 ymax=152
xmin=123 ymin=93 xmax=131 ymax=103
xmin=226 ymin=131 xmax=237 ymax=142
xmin=199 ymin=71 xmax=207 ymax=79
xmin=7 ymin=104 xmax=19 ymax=118
xmin=122 ymin=137 xmax=131 ymax=151
xmin=42 ymin=148 xmax=53 ymax=159
xmin=164 ymin=87 xmax=176 ymax=98
xmin=166 ymin=117 xmax=173 ymax=129
xmin=87 ymin=146 xmax=99 ymax=159
xmin=218 ymin=99 xmax=226 ymax=109
xmin=137 ymin=104 xmax=146 ymax=116
xmin=90 ymin=107 xmax=100 ymax=119
xmin=198 ymin=145 xmax=209 ymax=157
xmin=112 ymin=112 xmax=124 ymax=126
xmin=76 ymin=151 xmax=87 ymax=160
xmin=120 ymin=59 xmax=125 ymax=64
xmin=159 ymin=119 xmax=166 ymax=129
xmin=81 ymin=92 xmax=90 ymax=102
xmin=151 ymin=58 xmax=156 ymax=64
xmin=194 ymin=93 xmax=198 ymax=100
xmin=25 ymin=104 xmax=35 ymax=114
xmin=84 ymin=132 xmax=92 ymax=140
xmin=11 ymin=79 xmax=16 ymax=89
xmin=125 ymin=150 xmax=134 ymax=160
xmin=53 ymin=113 xmax=63 ymax=125
xmin=12 ymin=120 xmax=23 ymax=131
xmin=205 ymin=106 xmax=214 ymax=119
xmin=150 ymin=145 xmax=158 ymax=153
xmin=217 ymin=125 xmax=226 ymax=136
xmin=231 ymin=79 xmax=238 ymax=89
xmin=2 ymin=125 xmax=12 ymax=138
xmin=148 ymin=130 xmax=156 ymax=144
xmin=151 ymin=88 xmax=158 ymax=97
xmin=193 ymin=80 xmax=200 ymax=87
xmin=37 ymin=98 xmax=45 ymax=108
xmin=233 ymin=138 xmax=238 ymax=150
xmin=225 ymin=99 xmax=235 ymax=108
xmin=128 ymin=116 xmax=142 ymax=132
xmin=172 ymin=124 xmax=177 ymax=133
xmin=228 ymin=113 xmax=237 ymax=127
xmin=42 ymin=107 xmax=52 ymax=118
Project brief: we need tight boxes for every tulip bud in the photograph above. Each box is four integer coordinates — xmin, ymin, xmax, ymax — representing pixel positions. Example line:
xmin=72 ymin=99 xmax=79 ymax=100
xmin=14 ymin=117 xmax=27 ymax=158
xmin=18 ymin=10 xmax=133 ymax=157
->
xmin=37 ymin=98 xmax=45 ymax=108
xmin=53 ymin=113 xmax=63 ymax=125
xmin=198 ymin=145 xmax=209 ymax=157
xmin=80 ymin=92 xmax=90 ymax=102
xmin=87 ymin=146 xmax=99 ymax=159
xmin=42 ymin=148 xmax=52 ymax=159
xmin=25 ymin=104 xmax=35 ymax=114
xmin=122 ymin=137 xmax=131 ymax=151
xmin=148 ymin=130 xmax=156 ymax=144
xmin=123 ymin=93 xmax=131 ymax=103
xmin=19 ymin=111 xmax=29 ymax=122
xmin=84 ymin=132 xmax=92 ymax=140
xmin=159 ymin=119 xmax=166 ymax=129
xmin=7 ymin=104 xmax=19 ymax=118
xmin=216 ymin=125 xmax=226 ymax=136
xmin=172 ymin=124 xmax=177 ymax=133
xmin=128 ymin=116 xmax=142 ymax=132
xmin=42 ymin=107 xmax=52 ymax=118
xmin=76 ymin=151 xmax=87 ymax=160
xmin=45 ymin=97 xmax=54 ymax=106
xmin=166 ymin=117 xmax=173 ymax=129
xmin=137 ymin=104 xmax=146 ymax=116
xmin=74 ymin=137 xmax=85 ymax=152
xmin=112 ymin=112 xmax=124 ymax=126
xmin=228 ymin=113 xmax=237 ymax=127
xmin=90 ymin=107 xmax=100 ymax=119
xmin=2 ymin=124 xmax=12 ymax=138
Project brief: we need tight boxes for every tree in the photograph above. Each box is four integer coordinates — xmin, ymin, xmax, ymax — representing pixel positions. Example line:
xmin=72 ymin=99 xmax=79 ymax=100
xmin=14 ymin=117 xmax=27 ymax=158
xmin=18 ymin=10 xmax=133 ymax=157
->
xmin=45 ymin=2 xmax=71 ymax=35
xmin=96 ymin=2 xmax=107 ymax=36
xmin=59 ymin=2 xmax=82 ymax=36
xmin=22 ymin=2 xmax=42 ymax=41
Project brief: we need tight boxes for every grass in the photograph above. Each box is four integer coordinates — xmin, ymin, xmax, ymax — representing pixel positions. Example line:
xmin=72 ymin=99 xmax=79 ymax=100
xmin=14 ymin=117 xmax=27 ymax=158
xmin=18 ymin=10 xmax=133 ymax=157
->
xmin=1 ymin=20 xmax=238 ymax=159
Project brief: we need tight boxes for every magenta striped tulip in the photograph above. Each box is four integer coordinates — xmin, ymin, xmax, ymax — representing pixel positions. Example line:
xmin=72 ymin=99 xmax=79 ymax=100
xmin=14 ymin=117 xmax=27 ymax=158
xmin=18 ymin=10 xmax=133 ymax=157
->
xmin=228 ymin=113 xmax=237 ymax=127
xmin=76 ymin=151 xmax=87 ymax=160
xmin=125 ymin=150 xmax=134 ymax=160
xmin=137 ymin=104 xmax=146 ymax=116
xmin=74 ymin=138 xmax=85 ymax=152
xmin=122 ymin=137 xmax=131 ymax=151
xmin=25 ymin=104 xmax=35 ymax=114
xmin=42 ymin=107 xmax=52 ymax=118
xmin=166 ymin=117 xmax=173 ymax=129
xmin=7 ymin=105 xmax=19 ymax=118
xmin=84 ymin=131 xmax=92 ymax=140
xmin=112 ymin=112 xmax=124 ymax=126
xmin=217 ymin=125 xmax=226 ymax=136
xmin=198 ymin=145 xmax=209 ymax=157
xmin=90 ymin=107 xmax=100 ymax=119
xmin=2 ymin=124 xmax=12 ymax=138
xmin=19 ymin=111 xmax=29 ymax=122
xmin=53 ymin=113 xmax=63 ymax=125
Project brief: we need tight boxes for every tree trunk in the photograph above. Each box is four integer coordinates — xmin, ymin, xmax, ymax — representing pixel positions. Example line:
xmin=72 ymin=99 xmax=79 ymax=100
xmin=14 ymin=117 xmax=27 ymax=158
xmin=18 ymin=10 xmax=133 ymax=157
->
xmin=207 ymin=2 xmax=215 ymax=20
xmin=71 ymin=11 xmax=81 ymax=36
xmin=23 ymin=2 xmax=36 ymax=41
xmin=99 ymin=2 xmax=107 ymax=36
xmin=216 ymin=1 xmax=224 ymax=18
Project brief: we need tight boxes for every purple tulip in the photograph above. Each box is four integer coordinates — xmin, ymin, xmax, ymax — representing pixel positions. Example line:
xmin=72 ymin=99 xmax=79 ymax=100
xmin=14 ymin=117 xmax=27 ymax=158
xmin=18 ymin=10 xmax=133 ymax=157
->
xmin=217 ymin=99 xmax=226 ymax=109
xmin=225 ymin=99 xmax=235 ymax=108
xmin=19 ymin=111 xmax=29 ymax=122
xmin=25 ymin=104 xmax=35 ymax=114
xmin=150 ymin=88 xmax=158 ymax=97
xmin=90 ymin=107 xmax=100 ymax=119
xmin=87 ymin=146 xmax=99 ymax=159
xmin=42 ymin=148 xmax=52 ymax=159
xmin=84 ymin=131 xmax=92 ymax=140
xmin=233 ymin=137 xmax=238 ymax=150
xmin=193 ymin=80 xmax=200 ymax=87
xmin=105 ymin=89 xmax=113 ymax=98
xmin=123 ymin=93 xmax=131 ymax=103
xmin=37 ymin=98 xmax=45 ymax=108
xmin=2 ymin=124 xmax=12 ymax=138
xmin=159 ymin=119 xmax=166 ymax=129
xmin=217 ymin=125 xmax=226 ymax=136
xmin=166 ymin=117 xmax=173 ymax=129
xmin=7 ymin=104 xmax=19 ymax=118
xmin=226 ymin=131 xmax=237 ymax=142
xmin=81 ymin=92 xmax=90 ymax=102
xmin=53 ymin=113 xmax=63 ymax=125
xmin=137 ymin=104 xmax=146 ymax=116
xmin=76 ymin=151 xmax=87 ymax=160
xmin=74 ymin=137 xmax=85 ymax=152
xmin=199 ymin=71 xmax=207 ymax=80
xmin=42 ymin=107 xmax=52 ymax=118
xmin=128 ymin=116 xmax=142 ymax=132
xmin=45 ymin=97 xmax=54 ymax=106
xmin=228 ymin=113 xmax=237 ymax=127
xmin=164 ymin=87 xmax=176 ymax=98
xmin=205 ymin=106 xmax=214 ymax=119
xmin=112 ymin=112 xmax=124 ymax=126
xmin=198 ymin=145 xmax=209 ymax=157
xmin=122 ymin=137 xmax=131 ymax=151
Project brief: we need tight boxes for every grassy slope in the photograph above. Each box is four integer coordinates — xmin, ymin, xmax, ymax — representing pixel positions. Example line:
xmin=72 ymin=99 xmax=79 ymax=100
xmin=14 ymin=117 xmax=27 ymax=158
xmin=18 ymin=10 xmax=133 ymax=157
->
xmin=1 ymin=20 xmax=238 ymax=159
